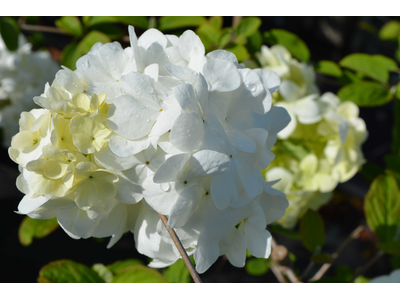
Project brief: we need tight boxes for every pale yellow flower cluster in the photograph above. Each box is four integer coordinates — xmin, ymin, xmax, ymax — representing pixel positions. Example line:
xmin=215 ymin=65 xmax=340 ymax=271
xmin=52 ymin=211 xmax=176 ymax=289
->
xmin=258 ymin=46 xmax=368 ymax=228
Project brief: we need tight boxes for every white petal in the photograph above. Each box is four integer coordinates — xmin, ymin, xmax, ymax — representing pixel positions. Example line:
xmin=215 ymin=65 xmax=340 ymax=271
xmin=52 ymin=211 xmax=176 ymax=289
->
xmin=234 ymin=155 xmax=265 ymax=198
xmin=186 ymin=150 xmax=231 ymax=179
xmin=244 ymin=224 xmax=272 ymax=259
xmin=203 ymin=59 xmax=241 ymax=92
xmin=153 ymin=153 xmax=191 ymax=183
xmin=210 ymin=165 xmax=238 ymax=209
xmin=225 ymin=229 xmax=246 ymax=268
xmin=144 ymin=63 xmax=159 ymax=82
xmin=178 ymin=30 xmax=205 ymax=62
xmin=17 ymin=194 xmax=49 ymax=214
xmin=193 ymin=231 xmax=219 ymax=274
xmin=108 ymin=134 xmax=151 ymax=158
xmin=174 ymin=83 xmax=201 ymax=115
xmin=94 ymin=144 xmax=141 ymax=171
xmin=142 ymin=177 xmax=179 ymax=215
xmin=165 ymin=65 xmax=198 ymax=84
xmin=253 ymin=69 xmax=281 ymax=94
xmin=169 ymin=113 xmax=204 ymax=152
xmin=206 ymin=50 xmax=239 ymax=66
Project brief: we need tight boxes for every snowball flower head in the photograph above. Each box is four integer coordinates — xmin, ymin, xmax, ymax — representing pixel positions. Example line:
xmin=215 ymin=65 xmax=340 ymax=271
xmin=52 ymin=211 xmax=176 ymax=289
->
xmin=10 ymin=26 xmax=291 ymax=273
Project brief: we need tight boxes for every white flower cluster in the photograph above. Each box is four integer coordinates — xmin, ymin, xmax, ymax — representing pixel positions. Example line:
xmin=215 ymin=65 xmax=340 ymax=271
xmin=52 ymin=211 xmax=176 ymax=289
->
xmin=10 ymin=26 xmax=291 ymax=273
xmin=0 ymin=34 xmax=59 ymax=146
xmin=257 ymin=45 xmax=368 ymax=228
xmin=369 ymin=269 xmax=400 ymax=283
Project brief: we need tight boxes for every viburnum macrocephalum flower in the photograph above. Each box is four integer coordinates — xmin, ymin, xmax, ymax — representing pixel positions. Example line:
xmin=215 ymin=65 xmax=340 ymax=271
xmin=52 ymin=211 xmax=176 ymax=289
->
xmin=10 ymin=26 xmax=290 ymax=273
xmin=257 ymin=44 xmax=368 ymax=228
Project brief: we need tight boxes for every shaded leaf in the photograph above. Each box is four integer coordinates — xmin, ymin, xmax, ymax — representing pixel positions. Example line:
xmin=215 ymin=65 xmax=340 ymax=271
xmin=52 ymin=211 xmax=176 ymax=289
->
xmin=196 ymin=23 xmax=220 ymax=51
xmin=246 ymin=30 xmax=263 ymax=54
xmin=60 ymin=42 xmax=83 ymax=71
xmin=268 ymin=224 xmax=301 ymax=240
xmin=393 ymin=98 xmax=400 ymax=154
xmin=106 ymin=259 xmax=143 ymax=275
xmin=236 ymin=17 xmax=262 ymax=38
xmin=390 ymin=256 xmax=400 ymax=269
xmin=337 ymin=81 xmax=393 ymax=107
xmin=377 ymin=240 xmax=400 ymax=256
xmin=55 ymin=16 xmax=83 ymax=37
xmin=84 ymin=16 xmax=118 ymax=27
xmin=0 ymin=17 xmax=20 ymax=51
xmin=91 ymin=23 xmax=124 ymax=40
xmin=38 ymin=260 xmax=105 ymax=283
xmin=114 ymin=16 xmax=149 ymax=29
xmin=78 ymin=31 xmax=111 ymax=54
xmin=264 ymin=29 xmax=310 ymax=62
xmin=209 ymin=16 xmax=223 ymax=30
xmin=384 ymin=154 xmax=400 ymax=172
xmin=111 ymin=265 xmax=167 ymax=283
xmin=19 ymin=217 xmax=59 ymax=246
xmin=219 ymin=28 xmax=233 ymax=48
xmin=163 ymin=259 xmax=191 ymax=283
xmin=364 ymin=173 xmax=400 ymax=242
xmin=92 ymin=263 xmax=113 ymax=283
xmin=379 ymin=20 xmax=400 ymax=41
xmin=339 ymin=53 xmax=396 ymax=83
xmin=245 ymin=258 xmax=270 ymax=276
xmin=225 ymin=44 xmax=250 ymax=62
xmin=300 ymin=210 xmax=325 ymax=253
xmin=315 ymin=60 xmax=343 ymax=77
xmin=158 ymin=16 xmax=206 ymax=31
xmin=360 ymin=163 xmax=384 ymax=184
xmin=311 ymin=253 xmax=334 ymax=264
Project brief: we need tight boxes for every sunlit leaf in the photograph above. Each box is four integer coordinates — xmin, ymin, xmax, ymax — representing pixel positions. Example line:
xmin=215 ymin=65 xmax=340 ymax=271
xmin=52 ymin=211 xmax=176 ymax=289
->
xmin=163 ymin=259 xmax=191 ymax=283
xmin=225 ymin=44 xmax=250 ymax=62
xmin=337 ymin=81 xmax=393 ymax=107
xmin=315 ymin=60 xmax=343 ymax=77
xmin=111 ymin=265 xmax=167 ymax=283
xmin=92 ymin=263 xmax=113 ymax=283
xmin=38 ymin=260 xmax=105 ymax=283
xmin=106 ymin=259 xmax=143 ymax=275
xmin=55 ymin=16 xmax=83 ymax=37
xmin=159 ymin=16 xmax=206 ymax=31
xmin=379 ymin=20 xmax=400 ymax=41
xmin=60 ymin=42 xmax=83 ymax=70
xmin=78 ymin=31 xmax=111 ymax=54
xmin=236 ymin=17 xmax=262 ymax=38
xmin=245 ymin=258 xmax=270 ymax=276
xmin=18 ymin=217 xmax=59 ymax=246
xmin=300 ymin=210 xmax=325 ymax=253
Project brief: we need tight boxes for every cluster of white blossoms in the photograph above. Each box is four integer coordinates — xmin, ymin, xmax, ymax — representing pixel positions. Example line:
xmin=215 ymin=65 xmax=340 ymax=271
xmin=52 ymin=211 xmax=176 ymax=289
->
xmin=0 ymin=34 xmax=59 ymax=146
xmin=10 ymin=26 xmax=291 ymax=273
xmin=257 ymin=45 xmax=368 ymax=228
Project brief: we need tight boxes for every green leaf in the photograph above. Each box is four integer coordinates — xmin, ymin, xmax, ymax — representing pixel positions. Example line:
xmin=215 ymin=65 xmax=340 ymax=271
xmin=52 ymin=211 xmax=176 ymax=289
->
xmin=18 ymin=217 xmax=58 ymax=246
xmin=162 ymin=259 xmax=191 ymax=283
xmin=288 ymin=252 xmax=297 ymax=263
xmin=60 ymin=42 xmax=84 ymax=70
xmin=246 ymin=249 xmax=252 ymax=258
xmin=209 ymin=16 xmax=223 ymax=30
xmin=393 ymin=99 xmax=400 ymax=155
xmin=225 ymin=44 xmax=250 ymax=62
xmin=78 ymin=31 xmax=111 ymax=54
xmin=55 ymin=16 xmax=83 ymax=37
xmin=38 ymin=260 xmax=105 ymax=283
xmin=379 ymin=20 xmax=400 ymax=41
xmin=111 ymin=265 xmax=167 ymax=283
xmin=354 ymin=275 xmax=370 ymax=283
xmin=106 ymin=259 xmax=143 ymax=275
xmin=390 ymin=256 xmax=400 ymax=269
xmin=268 ymin=224 xmax=301 ymax=240
xmin=158 ymin=16 xmax=206 ymax=31
xmin=264 ymin=29 xmax=310 ymax=62
xmin=339 ymin=53 xmax=397 ymax=83
xmin=245 ymin=258 xmax=270 ymax=276
xmin=384 ymin=154 xmax=400 ymax=172
xmin=196 ymin=23 xmax=221 ymax=51
xmin=0 ymin=17 xmax=20 ymax=51
xmin=90 ymin=23 xmax=124 ymax=40
xmin=84 ymin=16 xmax=118 ymax=28
xmin=377 ymin=240 xmax=400 ymax=256
xmin=92 ymin=263 xmax=113 ymax=283
xmin=219 ymin=28 xmax=234 ymax=48
xmin=82 ymin=16 xmax=91 ymax=25
xmin=236 ymin=17 xmax=262 ymax=38
xmin=337 ymin=81 xmax=393 ymax=107
xmin=300 ymin=210 xmax=325 ymax=253
xmin=395 ymin=48 xmax=400 ymax=64
xmin=234 ymin=35 xmax=247 ymax=45
xmin=364 ymin=173 xmax=400 ymax=242
xmin=114 ymin=16 xmax=149 ymax=29
xmin=246 ymin=30 xmax=263 ymax=54
xmin=311 ymin=253 xmax=334 ymax=264
xmin=360 ymin=163 xmax=384 ymax=184
xmin=315 ymin=60 xmax=343 ymax=77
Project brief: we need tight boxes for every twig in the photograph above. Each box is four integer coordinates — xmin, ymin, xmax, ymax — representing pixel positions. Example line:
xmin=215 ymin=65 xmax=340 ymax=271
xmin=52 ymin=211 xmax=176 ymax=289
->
xmin=19 ymin=23 xmax=69 ymax=35
xmin=157 ymin=213 xmax=202 ymax=283
xmin=232 ymin=16 xmax=242 ymax=30
xmin=309 ymin=225 xmax=364 ymax=282
xmin=300 ymin=261 xmax=315 ymax=280
xmin=350 ymin=250 xmax=384 ymax=282
xmin=270 ymin=263 xmax=287 ymax=283
xmin=270 ymin=238 xmax=301 ymax=283
xmin=280 ymin=266 xmax=301 ymax=283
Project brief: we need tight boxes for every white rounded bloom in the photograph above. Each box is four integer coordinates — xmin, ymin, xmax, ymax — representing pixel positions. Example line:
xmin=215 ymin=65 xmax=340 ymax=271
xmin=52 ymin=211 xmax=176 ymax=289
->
xmin=11 ymin=26 xmax=291 ymax=273
xmin=369 ymin=269 xmax=400 ymax=283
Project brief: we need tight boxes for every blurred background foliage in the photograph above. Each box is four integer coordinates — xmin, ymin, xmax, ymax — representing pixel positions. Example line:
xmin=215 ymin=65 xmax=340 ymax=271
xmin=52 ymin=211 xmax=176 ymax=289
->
xmin=1 ymin=16 xmax=400 ymax=283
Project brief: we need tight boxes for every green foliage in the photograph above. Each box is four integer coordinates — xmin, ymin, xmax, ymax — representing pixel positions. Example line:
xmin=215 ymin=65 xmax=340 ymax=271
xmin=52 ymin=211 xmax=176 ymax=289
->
xmin=60 ymin=42 xmax=83 ymax=70
xmin=55 ymin=16 xmax=83 ymax=38
xmin=392 ymin=99 xmax=400 ymax=155
xmin=38 ymin=260 xmax=105 ymax=283
xmin=0 ymin=17 xmax=20 ymax=51
xmin=92 ymin=263 xmax=114 ymax=283
xmin=315 ymin=60 xmax=343 ymax=78
xmin=339 ymin=53 xmax=397 ymax=83
xmin=311 ymin=253 xmax=334 ymax=264
xmin=246 ymin=30 xmax=263 ymax=54
xmin=90 ymin=23 xmax=124 ymax=40
xmin=245 ymin=258 xmax=270 ymax=276
xmin=78 ymin=31 xmax=111 ymax=54
xmin=197 ymin=23 xmax=221 ymax=51
xmin=300 ymin=210 xmax=325 ymax=253
xmin=264 ymin=29 xmax=310 ymax=62
xmin=364 ymin=173 xmax=400 ymax=242
xmin=277 ymin=139 xmax=310 ymax=161
xmin=18 ymin=217 xmax=58 ymax=246
xmin=384 ymin=154 xmax=400 ymax=173
xmin=106 ymin=258 xmax=143 ymax=275
xmin=337 ymin=81 xmax=393 ymax=107
xmin=158 ymin=16 xmax=206 ymax=31
xmin=268 ymin=224 xmax=301 ymax=240
xmin=360 ymin=163 xmax=384 ymax=184
xmin=390 ymin=256 xmax=400 ymax=269
xmin=225 ymin=44 xmax=250 ymax=61
xmin=84 ymin=16 xmax=118 ymax=27
xmin=111 ymin=265 xmax=167 ymax=283
xmin=114 ymin=17 xmax=149 ymax=29
xmin=377 ymin=240 xmax=400 ymax=256
xmin=354 ymin=275 xmax=370 ymax=283
xmin=162 ymin=259 xmax=191 ymax=283
xmin=379 ymin=20 xmax=400 ymax=41
xmin=314 ymin=265 xmax=354 ymax=283
xmin=236 ymin=17 xmax=262 ymax=38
